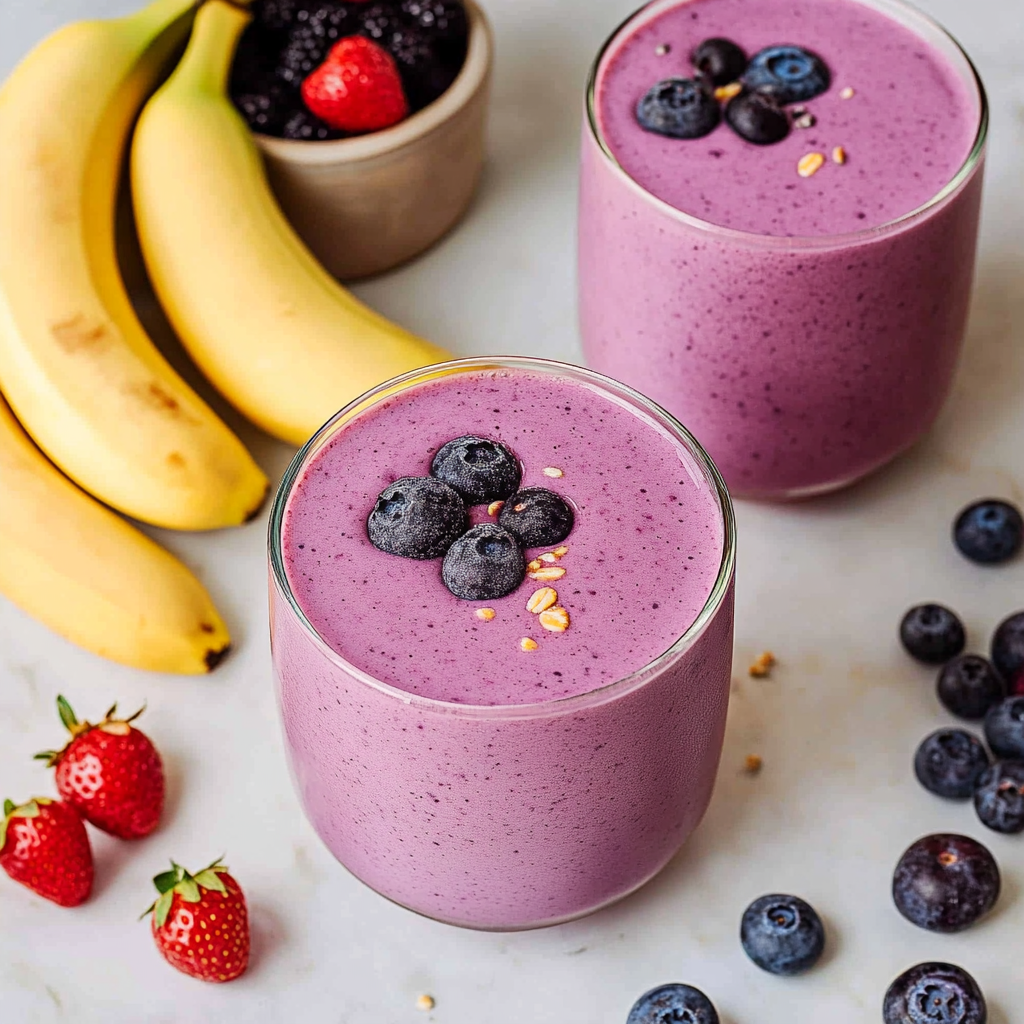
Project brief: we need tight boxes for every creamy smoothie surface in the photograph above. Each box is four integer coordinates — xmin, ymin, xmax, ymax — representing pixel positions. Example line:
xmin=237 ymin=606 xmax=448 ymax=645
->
xmin=281 ymin=368 xmax=723 ymax=706
xmin=595 ymin=0 xmax=979 ymax=236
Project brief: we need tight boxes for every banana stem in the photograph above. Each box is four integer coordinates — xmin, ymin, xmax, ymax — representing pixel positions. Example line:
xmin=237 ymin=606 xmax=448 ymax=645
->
xmin=122 ymin=0 xmax=201 ymax=41
xmin=174 ymin=0 xmax=252 ymax=97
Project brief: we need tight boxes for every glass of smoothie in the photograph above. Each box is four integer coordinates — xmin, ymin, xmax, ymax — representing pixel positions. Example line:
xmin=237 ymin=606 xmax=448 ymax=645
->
xmin=579 ymin=0 xmax=988 ymax=499
xmin=269 ymin=357 xmax=736 ymax=930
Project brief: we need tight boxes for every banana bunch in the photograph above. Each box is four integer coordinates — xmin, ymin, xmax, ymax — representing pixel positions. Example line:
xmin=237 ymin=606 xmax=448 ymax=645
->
xmin=0 ymin=0 xmax=448 ymax=671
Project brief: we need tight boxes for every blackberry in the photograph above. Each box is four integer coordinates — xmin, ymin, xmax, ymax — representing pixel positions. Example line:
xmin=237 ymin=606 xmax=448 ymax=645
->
xmin=277 ymin=20 xmax=330 ymax=85
xmin=281 ymin=108 xmax=347 ymax=141
xmin=389 ymin=29 xmax=460 ymax=111
xmin=253 ymin=0 xmax=308 ymax=31
xmin=399 ymin=0 xmax=469 ymax=59
xmin=357 ymin=2 xmax=406 ymax=47
xmin=233 ymin=85 xmax=291 ymax=135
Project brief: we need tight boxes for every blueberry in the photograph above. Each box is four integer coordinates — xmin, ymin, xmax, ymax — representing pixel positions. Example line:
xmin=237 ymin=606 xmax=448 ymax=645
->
xmin=739 ymin=894 xmax=825 ymax=976
xmin=626 ymin=983 xmax=719 ymax=1024
xmin=983 ymin=696 xmax=1024 ymax=760
xmin=914 ymin=729 xmax=990 ymax=800
xmin=431 ymin=436 xmax=521 ymax=504
xmin=973 ymin=761 xmax=1024 ymax=835
xmin=636 ymin=78 xmax=721 ymax=140
xmin=692 ymin=38 xmax=747 ymax=87
xmin=441 ymin=524 xmax=525 ymax=600
xmin=743 ymin=45 xmax=830 ymax=105
xmin=900 ymin=605 xmax=966 ymax=665
xmin=497 ymin=488 xmax=574 ymax=548
xmin=367 ymin=476 xmax=466 ymax=559
xmin=953 ymin=499 xmax=1023 ymax=565
xmin=724 ymin=91 xmax=790 ymax=145
xmin=990 ymin=611 xmax=1024 ymax=696
xmin=892 ymin=834 xmax=1000 ymax=934
xmin=883 ymin=963 xmax=987 ymax=1024
xmin=937 ymin=655 xmax=1005 ymax=721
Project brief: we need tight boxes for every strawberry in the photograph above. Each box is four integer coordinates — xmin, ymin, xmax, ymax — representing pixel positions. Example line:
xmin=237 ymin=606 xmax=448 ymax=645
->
xmin=36 ymin=695 xmax=164 ymax=840
xmin=301 ymin=35 xmax=409 ymax=133
xmin=144 ymin=859 xmax=250 ymax=983
xmin=0 ymin=797 xmax=93 ymax=906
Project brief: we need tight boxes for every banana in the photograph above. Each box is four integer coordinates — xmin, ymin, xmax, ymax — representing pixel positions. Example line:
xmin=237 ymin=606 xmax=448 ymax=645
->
xmin=0 ymin=0 xmax=268 ymax=531
xmin=131 ymin=0 xmax=452 ymax=448
xmin=0 ymin=392 xmax=230 ymax=674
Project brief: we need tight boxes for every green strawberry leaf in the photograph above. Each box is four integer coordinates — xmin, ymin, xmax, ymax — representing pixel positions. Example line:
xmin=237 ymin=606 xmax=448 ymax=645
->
xmin=0 ymin=800 xmax=40 ymax=853
xmin=154 ymin=890 xmax=175 ymax=929
xmin=124 ymin=702 xmax=147 ymax=725
xmin=153 ymin=868 xmax=181 ymax=895
xmin=176 ymin=877 xmax=201 ymax=903
xmin=32 ymin=751 xmax=58 ymax=762
xmin=103 ymin=702 xmax=118 ymax=721
xmin=3 ymin=799 xmax=13 ymax=817
xmin=193 ymin=869 xmax=228 ymax=895
xmin=57 ymin=695 xmax=78 ymax=732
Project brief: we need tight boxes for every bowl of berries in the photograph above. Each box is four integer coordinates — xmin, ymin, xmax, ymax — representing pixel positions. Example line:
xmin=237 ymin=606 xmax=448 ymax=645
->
xmin=230 ymin=0 xmax=493 ymax=280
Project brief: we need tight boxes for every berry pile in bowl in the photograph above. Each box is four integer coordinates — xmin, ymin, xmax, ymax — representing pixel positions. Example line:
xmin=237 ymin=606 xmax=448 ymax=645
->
xmin=231 ymin=0 xmax=470 ymax=141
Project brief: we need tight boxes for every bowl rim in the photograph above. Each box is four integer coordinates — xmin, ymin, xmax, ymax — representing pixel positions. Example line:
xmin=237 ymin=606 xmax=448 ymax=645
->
xmin=253 ymin=0 xmax=493 ymax=165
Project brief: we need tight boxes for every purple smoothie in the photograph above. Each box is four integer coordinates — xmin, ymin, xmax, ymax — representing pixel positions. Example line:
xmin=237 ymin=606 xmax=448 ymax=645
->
xmin=579 ymin=0 xmax=986 ymax=498
xmin=270 ymin=360 xmax=735 ymax=929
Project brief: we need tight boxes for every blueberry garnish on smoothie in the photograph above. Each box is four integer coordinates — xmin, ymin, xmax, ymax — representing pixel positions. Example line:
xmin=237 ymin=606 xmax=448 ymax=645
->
xmin=431 ymin=435 xmax=521 ymax=504
xmin=626 ymin=983 xmax=720 ymax=1024
xmin=636 ymin=78 xmax=721 ymax=139
xmin=442 ymin=523 xmax=526 ymax=600
xmin=725 ymin=91 xmax=790 ymax=145
xmin=692 ymin=37 xmax=747 ymax=87
xmin=742 ymin=45 xmax=831 ymax=105
xmin=498 ymin=487 xmax=575 ymax=548
xmin=367 ymin=476 xmax=467 ymax=559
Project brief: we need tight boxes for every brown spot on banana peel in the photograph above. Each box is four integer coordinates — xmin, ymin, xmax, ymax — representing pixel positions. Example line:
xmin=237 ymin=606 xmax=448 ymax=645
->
xmin=50 ymin=314 xmax=110 ymax=352
xmin=204 ymin=644 xmax=231 ymax=672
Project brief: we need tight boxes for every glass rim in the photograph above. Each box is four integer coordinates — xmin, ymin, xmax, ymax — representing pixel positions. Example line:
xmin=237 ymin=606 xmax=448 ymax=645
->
xmin=268 ymin=356 xmax=737 ymax=721
xmin=584 ymin=0 xmax=989 ymax=251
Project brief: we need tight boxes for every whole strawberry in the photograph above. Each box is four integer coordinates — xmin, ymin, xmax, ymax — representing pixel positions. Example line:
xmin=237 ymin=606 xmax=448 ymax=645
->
xmin=144 ymin=858 xmax=250 ymax=983
xmin=301 ymin=35 xmax=409 ymax=133
xmin=36 ymin=695 xmax=164 ymax=840
xmin=0 ymin=797 xmax=93 ymax=906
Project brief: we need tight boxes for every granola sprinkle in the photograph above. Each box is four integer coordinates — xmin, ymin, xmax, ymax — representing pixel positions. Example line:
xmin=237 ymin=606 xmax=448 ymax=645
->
xmin=749 ymin=651 xmax=776 ymax=678
xmin=475 ymin=608 xmax=496 ymax=622
xmin=542 ymin=467 xmax=564 ymax=478
xmin=487 ymin=500 xmax=504 ymax=517
xmin=539 ymin=606 xmax=571 ymax=633
xmin=520 ymin=637 xmax=539 ymax=652
xmin=416 ymin=994 xmax=436 ymax=1011
xmin=527 ymin=587 xmax=558 ymax=614
xmin=744 ymin=754 xmax=764 ymax=775
xmin=797 ymin=152 xmax=826 ymax=178
xmin=528 ymin=566 xmax=567 ymax=582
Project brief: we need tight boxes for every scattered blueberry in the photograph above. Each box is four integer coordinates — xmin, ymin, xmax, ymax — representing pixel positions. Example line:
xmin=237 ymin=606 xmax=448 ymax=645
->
xmin=742 ymin=44 xmax=831 ymax=104
xmin=739 ymin=894 xmax=825 ymax=976
xmin=892 ymin=834 xmax=1000 ymax=934
xmin=990 ymin=610 xmax=1024 ymax=696
xmin=899 ymin=605 xmax=966 ymax=665
xmin=692 ymin=38 xmax=747 ymax=86
xmin=367 ymin=476 xmax=466 ymax=559
xmin=914 ymin=729 xmax=990 ymax=800
xmin=441 ymin=524 xmax=525 ymax=601
xmin=983 ymin=696 xmax=1024 ymax=760
xmin=937 ymin=655 xmax=1005 ymax=721
xmin=431 ymin=436 xmax=521 ymax=504
xmin=636 ymin=78 xmax=721 ymax=140
xmin=953 ymin=499 xmax=1024 ymax=565
xmin=497 ymin=488 xmax=575 ymax=548
xmin=626 ymin=983 xmax=719 ymax=1024
xmin=724 ymin=91 xmax=790 ymax=145
xmin=883 ymin=963 xmax=987 ymax=1024
xmin=973 ymin=761 xmax=1024 ymax=835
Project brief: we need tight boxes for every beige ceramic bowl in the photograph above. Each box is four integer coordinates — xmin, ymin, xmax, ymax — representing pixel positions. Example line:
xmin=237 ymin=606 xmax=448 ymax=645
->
xmin=254 ymin=0 xmax=492 ymax=281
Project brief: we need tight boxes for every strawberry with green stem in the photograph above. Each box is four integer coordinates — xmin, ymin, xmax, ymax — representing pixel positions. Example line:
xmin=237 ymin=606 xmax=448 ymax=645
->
xmin=36 ymin=695 xmax=164 ymax=840
xmin=144 ymin=858 xmax=250 ymax=983
xmin=0 ymin=796 xmax=93 ymax=906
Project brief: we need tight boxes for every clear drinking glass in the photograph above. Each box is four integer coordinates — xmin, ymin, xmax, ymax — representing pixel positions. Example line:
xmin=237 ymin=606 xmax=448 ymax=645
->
xmin=579 ymin=0 xmax=988 ymax=499
xmin=269 ymin=357 xmax=736 ymax=930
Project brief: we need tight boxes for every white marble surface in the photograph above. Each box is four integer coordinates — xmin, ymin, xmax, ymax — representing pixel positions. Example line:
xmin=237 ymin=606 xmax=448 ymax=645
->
xmin=1 ymin=0 xmax=1023 ymax=1020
